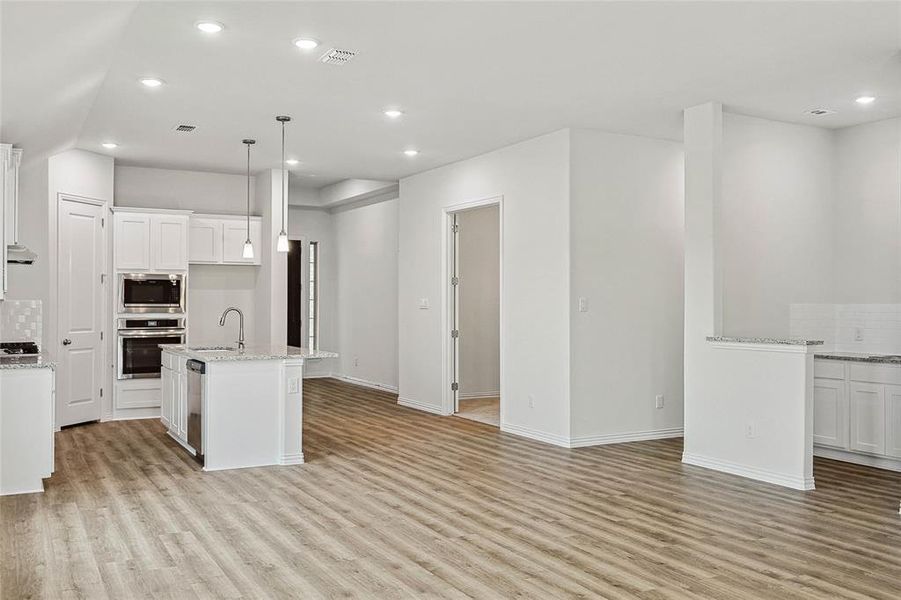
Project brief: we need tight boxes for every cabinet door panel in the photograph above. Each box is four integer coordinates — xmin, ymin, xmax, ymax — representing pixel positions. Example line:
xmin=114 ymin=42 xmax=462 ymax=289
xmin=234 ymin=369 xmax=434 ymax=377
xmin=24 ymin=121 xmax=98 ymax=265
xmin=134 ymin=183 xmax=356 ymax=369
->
xmin=849 ymin=382 xmax=885 ymax=455
xmin=813 ymin=378 xmax=848 ymax=449
xmin=222 ymin=219 xmax=261 ymax=265
xmin=151 ymin=215 xmax=188 ymax=271
xmin=886 ymin=384 xmax=901 ymax=459
xmin=160 ymin=366 xmax=172 ymax=428
xmin=115 ymin=214 xmax=151 ymax=271
xmin=188 ymin=218 xmax=223 ymax=264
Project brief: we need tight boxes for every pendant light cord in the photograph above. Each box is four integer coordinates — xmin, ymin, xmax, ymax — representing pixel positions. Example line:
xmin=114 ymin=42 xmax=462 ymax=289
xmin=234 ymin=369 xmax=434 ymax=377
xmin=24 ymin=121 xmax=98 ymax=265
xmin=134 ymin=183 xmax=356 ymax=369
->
xmin=246 ymin=142 xmax=251 ymax=240
xmin=281 ymin=119 xmax=286 ymax=232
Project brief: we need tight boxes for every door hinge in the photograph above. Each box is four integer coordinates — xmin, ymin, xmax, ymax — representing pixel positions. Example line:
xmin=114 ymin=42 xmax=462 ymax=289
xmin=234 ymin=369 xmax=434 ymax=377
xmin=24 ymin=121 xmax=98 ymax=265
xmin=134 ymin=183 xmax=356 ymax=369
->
xmin=101 ymin=217 xmax=105 ymax=227
xmin=451 ymin=382 xmax=459 ymax=391
xmin=452 ymin=223 xmax=459 ymax=233
xmin=100 ymin=273 xmax=106 ymax=284
xmin=100 ymin=331 xmax=103 ymax=341
xmin=451 ymin=329 xmax=459 ymax=339
xmin=451 ymin=276 xmax=459 ymax=286
xmin=100 ymin=388 xmax=103 ymax=398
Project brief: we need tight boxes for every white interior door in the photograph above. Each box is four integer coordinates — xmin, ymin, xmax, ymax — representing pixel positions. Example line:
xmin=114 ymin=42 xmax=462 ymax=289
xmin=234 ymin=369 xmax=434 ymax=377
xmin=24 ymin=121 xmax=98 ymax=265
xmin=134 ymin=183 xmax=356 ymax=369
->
xmin=58 ymin=197 xmax=105 ymax=427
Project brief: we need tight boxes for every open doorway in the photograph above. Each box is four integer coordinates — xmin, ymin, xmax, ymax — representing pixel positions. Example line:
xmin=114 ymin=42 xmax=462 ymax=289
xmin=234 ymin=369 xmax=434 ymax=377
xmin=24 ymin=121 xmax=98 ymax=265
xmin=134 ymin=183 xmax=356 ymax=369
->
xmin=448 ymin=202 xmax=501 ymax=427
xmin=286 ymin=239 xmax=302 ymax=346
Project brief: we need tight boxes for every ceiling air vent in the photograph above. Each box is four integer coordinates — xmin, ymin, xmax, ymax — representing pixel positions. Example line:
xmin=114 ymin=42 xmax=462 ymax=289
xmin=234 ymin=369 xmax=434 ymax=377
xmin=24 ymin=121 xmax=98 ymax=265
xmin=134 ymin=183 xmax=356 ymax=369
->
xmin=174 ymin=124 xmax=197 ymax=132
xmin=319 ymin=48 xmax=357 ymax=66
xmin=805 ymin=108 xmax=836 ymax=116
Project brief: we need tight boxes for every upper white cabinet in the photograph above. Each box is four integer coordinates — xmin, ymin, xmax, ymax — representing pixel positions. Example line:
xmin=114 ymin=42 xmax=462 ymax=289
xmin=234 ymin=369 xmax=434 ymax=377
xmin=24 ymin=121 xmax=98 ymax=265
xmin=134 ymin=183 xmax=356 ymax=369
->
xmin=1 ymin=144 xmax=22 ymax=299
xmin=112 ymin=208 xmax=191 ymax=272
xmin=188 ymin=214 xmax=261 ymax=266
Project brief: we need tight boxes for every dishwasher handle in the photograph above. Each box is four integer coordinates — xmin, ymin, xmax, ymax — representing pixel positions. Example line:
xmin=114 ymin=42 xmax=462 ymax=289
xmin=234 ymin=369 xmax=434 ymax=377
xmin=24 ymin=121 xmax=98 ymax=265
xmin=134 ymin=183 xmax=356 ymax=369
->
xmin=186 ymin=359 xmax=206 ymax=374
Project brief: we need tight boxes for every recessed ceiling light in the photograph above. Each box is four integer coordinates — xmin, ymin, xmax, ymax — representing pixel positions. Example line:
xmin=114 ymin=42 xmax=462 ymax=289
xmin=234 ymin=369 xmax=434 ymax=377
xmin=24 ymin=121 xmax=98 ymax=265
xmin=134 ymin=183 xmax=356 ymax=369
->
xmin=101 ymin=142 xmax=118 ymax=149
xmin=404 ymin=149 xmax=419 ymax=157
xmin=855 ymin=95 xmax=876 ymax=105
xmin=293 ymin=38 xmax=319 ymax=50
xmin=384 ymin=109 xmax=403 ymax=119
xmin=285 ymin=159 xmax=300 ymax=166
xmin=196 ymin=21 xmax=224 ymax=34
xmin=140 ymin=77 xmax=164 ymax=88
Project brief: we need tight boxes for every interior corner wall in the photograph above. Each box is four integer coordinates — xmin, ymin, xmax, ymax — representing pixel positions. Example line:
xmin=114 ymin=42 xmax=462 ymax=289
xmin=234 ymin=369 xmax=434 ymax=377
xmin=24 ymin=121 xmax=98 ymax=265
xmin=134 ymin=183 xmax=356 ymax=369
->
xmin=254 ymin=169 xmax=285 ymax=346
xmin=720 ymin=113 xmax=835 ymax=337
xmin=456 ymin=204 xmax=500 ymax=398
xmin=568 ymin=129 xmax=685 ymax=441
xmin=398 ymin=129 xmax=571 ymax=442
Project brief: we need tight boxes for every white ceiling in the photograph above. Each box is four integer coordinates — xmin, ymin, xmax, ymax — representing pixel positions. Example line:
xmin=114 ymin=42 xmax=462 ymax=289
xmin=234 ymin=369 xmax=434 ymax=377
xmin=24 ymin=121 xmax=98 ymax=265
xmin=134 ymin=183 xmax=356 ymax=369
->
xmin=2 ymin=1 xmax=899 ymax=187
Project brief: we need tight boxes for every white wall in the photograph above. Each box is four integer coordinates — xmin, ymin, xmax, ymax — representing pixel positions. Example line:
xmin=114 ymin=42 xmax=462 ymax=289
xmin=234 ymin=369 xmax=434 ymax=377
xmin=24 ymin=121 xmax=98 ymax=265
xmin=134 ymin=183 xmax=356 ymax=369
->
xmin=333 ymin=199 xmax=399 ymax=390
xmin=569 ymin=129 xmax=685 ymax=442
xmin=456 ymin=205 xmax=500 ymax=398
xmin=720 ymin=113 xmax=835 ymax=338
xmin=114 ymin=166 xmax=259 ymax=214
xmin=398 ymin=130 xmax=571 ymax=442
xmin=832 ymin=117 xmax=901 ymax=304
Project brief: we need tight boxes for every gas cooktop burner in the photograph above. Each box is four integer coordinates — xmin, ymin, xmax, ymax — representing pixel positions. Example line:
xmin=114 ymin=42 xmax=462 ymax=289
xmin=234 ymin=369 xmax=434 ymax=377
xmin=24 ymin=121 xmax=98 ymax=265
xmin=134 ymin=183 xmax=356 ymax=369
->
xmin=0 ymin=341 xmax=40 ymax=356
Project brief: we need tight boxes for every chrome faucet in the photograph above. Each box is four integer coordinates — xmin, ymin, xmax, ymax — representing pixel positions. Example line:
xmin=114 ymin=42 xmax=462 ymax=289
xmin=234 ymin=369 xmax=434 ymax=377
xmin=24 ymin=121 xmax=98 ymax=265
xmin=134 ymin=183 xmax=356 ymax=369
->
xmin=218 ymin=307 xmax=245 ymax=350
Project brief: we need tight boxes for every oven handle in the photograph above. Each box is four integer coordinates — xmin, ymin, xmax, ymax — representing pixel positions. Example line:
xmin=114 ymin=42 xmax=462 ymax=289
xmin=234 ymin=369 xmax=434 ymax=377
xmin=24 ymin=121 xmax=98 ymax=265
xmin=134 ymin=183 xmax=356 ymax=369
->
xmin=117 ymin=329 xmax=187 ymax=338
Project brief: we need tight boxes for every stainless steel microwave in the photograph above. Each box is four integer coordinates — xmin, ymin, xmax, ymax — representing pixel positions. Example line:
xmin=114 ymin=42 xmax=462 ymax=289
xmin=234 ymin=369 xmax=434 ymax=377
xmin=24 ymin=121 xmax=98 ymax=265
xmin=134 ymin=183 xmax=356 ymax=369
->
xmin=118 ymin=273 xmax=186 ymax=314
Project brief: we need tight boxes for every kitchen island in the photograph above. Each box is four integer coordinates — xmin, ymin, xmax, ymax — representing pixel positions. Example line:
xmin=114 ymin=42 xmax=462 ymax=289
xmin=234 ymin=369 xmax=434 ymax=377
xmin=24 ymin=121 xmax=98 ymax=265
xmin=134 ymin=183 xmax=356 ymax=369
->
xmin=159 ymin=344 xmax=337 ymax=471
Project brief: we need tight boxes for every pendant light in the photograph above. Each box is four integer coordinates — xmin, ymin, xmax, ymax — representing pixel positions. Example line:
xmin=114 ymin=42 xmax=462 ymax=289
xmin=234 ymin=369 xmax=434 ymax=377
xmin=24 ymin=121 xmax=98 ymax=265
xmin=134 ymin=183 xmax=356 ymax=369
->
xmin=276 ymin=115 xmax=291 ymax=252
xmin=242 ymin=138 xmax=256 ymax=259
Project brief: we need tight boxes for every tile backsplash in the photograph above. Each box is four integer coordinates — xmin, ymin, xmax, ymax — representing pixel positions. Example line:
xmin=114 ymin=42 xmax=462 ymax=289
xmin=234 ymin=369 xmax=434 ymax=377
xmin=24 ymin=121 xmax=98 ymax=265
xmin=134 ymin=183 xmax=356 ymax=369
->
xmin=790 ymin=303 xmax=901 ymax=354
xmin=0 ymin=299 xmax=43 ymax=345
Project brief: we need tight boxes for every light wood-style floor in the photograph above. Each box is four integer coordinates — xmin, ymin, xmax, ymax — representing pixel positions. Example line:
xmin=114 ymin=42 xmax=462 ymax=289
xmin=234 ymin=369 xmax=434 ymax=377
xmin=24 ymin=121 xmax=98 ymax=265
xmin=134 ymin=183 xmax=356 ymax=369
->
xmin=2 ymin=378 xmax=900 ymax=599
xmin=455 ymin=396 xmax=500 ymax=427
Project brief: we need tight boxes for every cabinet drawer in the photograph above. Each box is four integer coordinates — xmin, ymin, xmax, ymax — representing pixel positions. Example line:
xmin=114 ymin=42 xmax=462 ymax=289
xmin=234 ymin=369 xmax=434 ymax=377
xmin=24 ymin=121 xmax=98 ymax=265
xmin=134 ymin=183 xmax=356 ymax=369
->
xmin=814 ymin=360 xmax=845 ymax=380
xmin=850 ymin=364 xmax=901 ymax=386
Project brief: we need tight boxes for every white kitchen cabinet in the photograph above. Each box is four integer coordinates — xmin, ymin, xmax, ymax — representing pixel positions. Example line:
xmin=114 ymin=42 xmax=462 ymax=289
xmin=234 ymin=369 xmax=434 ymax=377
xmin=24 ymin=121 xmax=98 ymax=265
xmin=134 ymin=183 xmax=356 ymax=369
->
xmin=150 ymin=214 xmax=189 ymax=271
xmin=188 ymin=217 xmax=223 ymax=264
xmin=1 ymin=367 xmax=54 ymax=495
xmin=188 ymin=214 xmax=261 ymax=266
xmin=160 ymin=366 xmax=173 ymax=429
xmin=1 ymin=144 xmax=22 ymax=299
xmin=112 ymin=208 xmax=192 ymax=272
xmin=813 ymin=378 xmax=848 ymax=449
xmin=161 ymin=350 xmax=192 ymax=451
xmin=886 ymin=384 xmax=901 ymax=459
xmin=849 ymin=381 xmax=885 ymax=455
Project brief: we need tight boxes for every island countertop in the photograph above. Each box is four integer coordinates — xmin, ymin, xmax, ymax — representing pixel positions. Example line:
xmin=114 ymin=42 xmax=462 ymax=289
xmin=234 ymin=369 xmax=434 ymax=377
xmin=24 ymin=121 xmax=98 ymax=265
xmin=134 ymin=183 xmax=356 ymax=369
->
xmin=706 ymin=336 xmax=824 ymax=346
xmin=160 ymin=344 xmax=338 ymax=362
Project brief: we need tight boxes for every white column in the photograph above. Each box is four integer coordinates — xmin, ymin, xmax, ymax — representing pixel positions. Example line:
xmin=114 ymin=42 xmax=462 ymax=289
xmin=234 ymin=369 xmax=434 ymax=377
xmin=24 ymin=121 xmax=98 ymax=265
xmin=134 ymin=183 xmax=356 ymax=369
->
xmin=254 ymin=169 xmax=288 ymax=346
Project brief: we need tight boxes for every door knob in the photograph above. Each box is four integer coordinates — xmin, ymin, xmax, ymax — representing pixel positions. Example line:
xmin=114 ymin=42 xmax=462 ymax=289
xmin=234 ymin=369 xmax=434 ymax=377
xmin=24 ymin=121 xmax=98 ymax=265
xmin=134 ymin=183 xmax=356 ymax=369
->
xmin=62 ymin=339 xmax=72 ymax=346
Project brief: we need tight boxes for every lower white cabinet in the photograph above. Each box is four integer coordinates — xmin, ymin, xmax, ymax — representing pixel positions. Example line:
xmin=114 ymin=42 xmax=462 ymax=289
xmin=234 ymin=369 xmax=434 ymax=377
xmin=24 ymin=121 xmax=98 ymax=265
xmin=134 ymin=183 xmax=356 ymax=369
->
xmin=849 ymin=382 xmax=885 ymax=455
xmin=1 ymin=367 xmax=54 ymax=495
xmin=161 ymin=352 xmax=192 ymax=452
xmin=813 ymin=378 xmax=848 ymax=449
xmin=814 ymin=359 xmax=901 ymax=469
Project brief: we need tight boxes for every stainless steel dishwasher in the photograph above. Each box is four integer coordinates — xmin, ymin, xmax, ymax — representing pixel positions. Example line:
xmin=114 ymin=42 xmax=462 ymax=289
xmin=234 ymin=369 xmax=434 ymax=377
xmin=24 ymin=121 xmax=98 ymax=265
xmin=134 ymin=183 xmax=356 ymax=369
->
xmin=186 ymin=359 xmax=205 ymax=465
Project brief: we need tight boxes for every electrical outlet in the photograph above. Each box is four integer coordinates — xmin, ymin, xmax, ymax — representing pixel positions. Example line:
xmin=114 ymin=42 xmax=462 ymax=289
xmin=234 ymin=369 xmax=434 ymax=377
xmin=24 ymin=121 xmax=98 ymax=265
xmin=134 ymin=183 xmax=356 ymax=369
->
xmin=353 ymin=356 xmax=359 ymax=367
xmin=418 ymin=298 xmax=430 ymax=310
xmin=855 ymin=328 xmax=864 ymax=341
xmin=287 ymin=377 xmax=300 ymax=394
xmin=655 ymin=394 xmax=664 ymax=409
xmin=528 ymin=394 xmax=535 ymax=409
xmin=745 ymin=422 xmax=757 ymax=439
xmin=578 ymin=297 xmax=589 ymax=313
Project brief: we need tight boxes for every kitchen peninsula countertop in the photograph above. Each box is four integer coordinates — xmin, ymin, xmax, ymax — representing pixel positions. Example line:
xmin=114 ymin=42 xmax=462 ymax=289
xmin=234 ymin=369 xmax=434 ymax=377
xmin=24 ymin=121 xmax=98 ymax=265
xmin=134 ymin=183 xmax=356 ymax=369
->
xmin=159 ymin=344 xmax=338 ymax=362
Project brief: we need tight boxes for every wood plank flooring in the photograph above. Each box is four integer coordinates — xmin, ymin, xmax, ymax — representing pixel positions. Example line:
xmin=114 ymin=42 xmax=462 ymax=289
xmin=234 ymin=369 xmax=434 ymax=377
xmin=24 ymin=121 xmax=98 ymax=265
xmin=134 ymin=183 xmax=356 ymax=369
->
xmin=2 ymin=378 xmax=900 ymax=599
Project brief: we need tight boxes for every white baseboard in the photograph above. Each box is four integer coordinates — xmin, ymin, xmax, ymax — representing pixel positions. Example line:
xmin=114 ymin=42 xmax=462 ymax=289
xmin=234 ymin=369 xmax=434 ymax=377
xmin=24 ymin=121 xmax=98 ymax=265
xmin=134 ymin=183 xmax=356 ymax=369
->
xmin=500 ymin=421 xmax=571 ymax=448
xmin=397 ymin=397 xmax=449 ymax=415
xmin=279 ymin=452 xmax=305 ymax=466
xmin=814 ymin=446 xmax=901 ymax=472
xmin=458 ymin=392 xmax=500 ymax=400
xmin=331 ymin=374 xmax=398 ymax=394
xmin=568 ymin=427 xmax=684 ymax=448
xmin=682 ymin=452 xmax=815 ymax=491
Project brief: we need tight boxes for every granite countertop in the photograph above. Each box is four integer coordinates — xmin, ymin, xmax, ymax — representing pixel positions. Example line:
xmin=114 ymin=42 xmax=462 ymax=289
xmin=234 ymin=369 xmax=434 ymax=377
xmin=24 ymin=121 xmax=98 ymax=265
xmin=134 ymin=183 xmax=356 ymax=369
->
xmin=159 ymin=344 xmax=338 ymax=362
xmin=0 ymin=354 xmax=56 ymax=370
xmin=707 ymin=336 xmax=824 ymax=346
xmin=814 ymin=351 xmax=901 ymax=365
